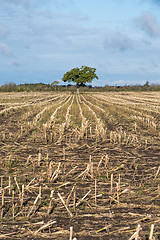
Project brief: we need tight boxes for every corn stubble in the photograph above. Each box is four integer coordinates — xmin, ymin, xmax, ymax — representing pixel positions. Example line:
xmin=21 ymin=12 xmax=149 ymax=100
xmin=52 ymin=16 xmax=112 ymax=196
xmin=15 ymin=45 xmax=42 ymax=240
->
xmin=0 ymin=91 xmax=159 ymax=239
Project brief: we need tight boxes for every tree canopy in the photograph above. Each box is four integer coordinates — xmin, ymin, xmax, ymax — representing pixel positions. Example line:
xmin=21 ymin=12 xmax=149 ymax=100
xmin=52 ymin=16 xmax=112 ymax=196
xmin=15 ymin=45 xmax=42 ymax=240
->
xmin=51 ymin=80 xmax=59 ymax=86
xmin=62 ymin=66 xmax=98 ymax=87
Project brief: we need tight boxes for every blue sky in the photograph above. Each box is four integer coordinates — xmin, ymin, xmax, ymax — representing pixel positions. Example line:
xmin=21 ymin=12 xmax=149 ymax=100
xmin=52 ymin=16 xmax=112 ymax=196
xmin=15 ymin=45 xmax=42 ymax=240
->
xmin=0 ymin=0 xmax=160 ymax=86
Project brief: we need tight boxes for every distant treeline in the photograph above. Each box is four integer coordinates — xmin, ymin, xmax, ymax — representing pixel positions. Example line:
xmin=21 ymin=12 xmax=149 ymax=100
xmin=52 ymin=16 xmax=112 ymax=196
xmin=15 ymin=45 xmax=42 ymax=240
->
xmin=0 ymin=81 xmax=160 ymax=92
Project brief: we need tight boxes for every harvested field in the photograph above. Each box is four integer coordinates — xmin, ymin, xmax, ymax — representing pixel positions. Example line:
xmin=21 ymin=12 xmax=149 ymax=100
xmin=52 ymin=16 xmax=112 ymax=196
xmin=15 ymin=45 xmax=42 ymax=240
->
xmin=0 ymin=91 xmax=160 ymax=239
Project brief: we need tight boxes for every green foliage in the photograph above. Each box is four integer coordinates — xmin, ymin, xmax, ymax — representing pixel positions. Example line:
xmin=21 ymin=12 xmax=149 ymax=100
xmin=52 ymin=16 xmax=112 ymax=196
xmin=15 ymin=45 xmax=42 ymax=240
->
xmin=0 ymin=80 xmax=160 ymax=92
xmin=144 ymin=81 xmax=149 ymax=87
xmin=62 ymin=65 xmax=98 ymax=87
xmin=51 ymin=80 xmax=59 ymax=86
xmin=0 ymin=82 xmax=17 ymax=92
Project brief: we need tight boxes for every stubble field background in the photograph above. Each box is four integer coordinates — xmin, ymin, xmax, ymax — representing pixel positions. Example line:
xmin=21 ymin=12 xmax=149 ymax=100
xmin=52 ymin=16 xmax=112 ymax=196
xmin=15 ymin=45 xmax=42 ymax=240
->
xmin=0 ymin=91 xmax=159 ymax=239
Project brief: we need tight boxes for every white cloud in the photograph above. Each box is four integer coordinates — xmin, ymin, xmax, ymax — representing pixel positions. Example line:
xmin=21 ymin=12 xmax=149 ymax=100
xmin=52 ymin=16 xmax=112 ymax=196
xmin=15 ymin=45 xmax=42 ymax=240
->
xmin=135 ymin=12 xmax=160 ymax=37
xmin=7 ymin=59 xmax=22 ymax=67
xmin=104 ymin=32 xmax=134 ymax=51
xmin=0 ymin=42 xmax=12 ymax=56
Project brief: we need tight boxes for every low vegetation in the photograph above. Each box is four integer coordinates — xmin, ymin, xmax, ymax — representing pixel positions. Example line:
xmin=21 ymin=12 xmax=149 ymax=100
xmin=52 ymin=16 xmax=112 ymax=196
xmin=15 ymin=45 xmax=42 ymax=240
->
xmin=0 ymin=81 xmax=160 ymax=92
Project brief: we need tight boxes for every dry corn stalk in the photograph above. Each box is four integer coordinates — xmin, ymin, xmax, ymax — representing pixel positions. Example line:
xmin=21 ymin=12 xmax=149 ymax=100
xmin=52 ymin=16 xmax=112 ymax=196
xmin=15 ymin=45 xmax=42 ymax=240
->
xmin=76 ymin=190 xmax=91 ymax=207
xmin=34 ymin=220 xmax=56 ymax=235
xmin=50 ymin=162 xmax=61 ymax=182
xmin=47 ymin=190 xmax=54 ymax=215
xmin=48 ymin=95 xmax=72 ymax=128
xmin=27 ymin=188 xmax=41 ymax=217
xmin=58 ymin=192 xmax=73 ymax=218
xmin=129 ymin=224 xmax=141 ymax=240
xmin=76 ymin=95 xmax=88 ymax=139
xmin=81 ymin=95 xmax=105 ymax=113
xmin=80 ymin=95 xmax=106 ymax=141
xmin=149 ymin=224 xmax=154 ymax=240
xmin=33 ymin=95 xmax=65 ymax=124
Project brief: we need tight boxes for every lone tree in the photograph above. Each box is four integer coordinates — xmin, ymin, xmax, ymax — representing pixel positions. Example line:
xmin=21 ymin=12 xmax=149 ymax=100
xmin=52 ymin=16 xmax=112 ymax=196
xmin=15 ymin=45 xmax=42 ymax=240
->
xmin=50 ymin=80 xmax=59 ymax=91
xmin=51 ymin=80 xmax=59 ymax=87
xmin=62 ymin=66 xmax=98 ymax=87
